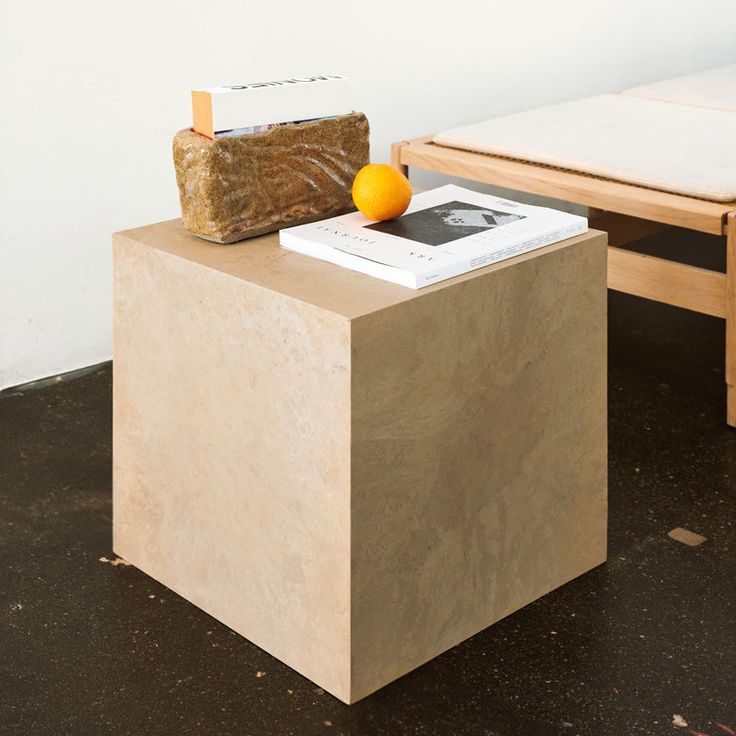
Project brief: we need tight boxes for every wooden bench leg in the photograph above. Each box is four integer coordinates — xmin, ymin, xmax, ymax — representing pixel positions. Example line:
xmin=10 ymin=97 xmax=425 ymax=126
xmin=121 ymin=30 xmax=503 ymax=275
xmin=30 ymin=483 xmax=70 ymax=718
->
xmin=390 ymin=141 xmax=409 ymax=177
xmin=727 ymin=213 xmax=736 ymax=427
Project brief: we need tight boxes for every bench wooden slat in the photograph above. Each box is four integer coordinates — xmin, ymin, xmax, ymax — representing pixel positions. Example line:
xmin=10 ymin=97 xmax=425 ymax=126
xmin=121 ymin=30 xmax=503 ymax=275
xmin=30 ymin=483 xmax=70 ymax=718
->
xmin=397 ymin=139 xmax=733 ymax=236
xmin=608 ymin=246 xmax=727 ymax=318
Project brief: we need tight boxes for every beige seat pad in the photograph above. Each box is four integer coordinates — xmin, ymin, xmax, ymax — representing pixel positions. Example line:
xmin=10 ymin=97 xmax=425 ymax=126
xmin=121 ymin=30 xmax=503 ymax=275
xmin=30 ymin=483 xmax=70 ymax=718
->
xmin=623 ymin=64 xmax=736 ymax=113
xmin=433 ymin=95 xmax=736 ymax=202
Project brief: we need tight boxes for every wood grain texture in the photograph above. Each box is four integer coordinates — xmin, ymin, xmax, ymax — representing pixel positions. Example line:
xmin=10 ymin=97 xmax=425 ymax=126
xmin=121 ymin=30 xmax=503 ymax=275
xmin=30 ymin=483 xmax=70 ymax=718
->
xmin=608 ymin=247 xmax=727 ymax=318
xmin=727 ymin=213 xmax=736 ymax=426
xmin=395 ymin=139 xmax=732 ymax=235
xmin=390 ymin=140 xmax=409 ymax=176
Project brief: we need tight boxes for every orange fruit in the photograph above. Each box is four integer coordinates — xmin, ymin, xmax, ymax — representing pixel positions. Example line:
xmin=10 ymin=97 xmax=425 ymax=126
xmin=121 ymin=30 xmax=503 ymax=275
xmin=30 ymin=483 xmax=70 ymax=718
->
xmin=351 ymin=164 xmax=412 ymax=221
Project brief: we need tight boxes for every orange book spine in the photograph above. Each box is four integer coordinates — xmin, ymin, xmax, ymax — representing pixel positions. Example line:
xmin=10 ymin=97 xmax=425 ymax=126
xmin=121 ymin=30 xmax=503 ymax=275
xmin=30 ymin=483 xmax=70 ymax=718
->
xmin=191 ymin=91 xmax=214 ymax=140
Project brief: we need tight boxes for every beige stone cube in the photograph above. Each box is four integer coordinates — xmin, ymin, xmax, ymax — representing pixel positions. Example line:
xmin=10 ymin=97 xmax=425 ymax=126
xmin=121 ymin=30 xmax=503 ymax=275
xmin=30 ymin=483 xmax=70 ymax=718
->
xmin=112 ymin=220 xmax=607 ymax=704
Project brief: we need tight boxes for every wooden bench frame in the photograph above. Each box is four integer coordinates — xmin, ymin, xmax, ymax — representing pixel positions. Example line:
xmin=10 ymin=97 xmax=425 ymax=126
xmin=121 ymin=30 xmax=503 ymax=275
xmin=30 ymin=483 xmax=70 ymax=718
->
xmin=391 ymin=136 xmax=736 ymax=426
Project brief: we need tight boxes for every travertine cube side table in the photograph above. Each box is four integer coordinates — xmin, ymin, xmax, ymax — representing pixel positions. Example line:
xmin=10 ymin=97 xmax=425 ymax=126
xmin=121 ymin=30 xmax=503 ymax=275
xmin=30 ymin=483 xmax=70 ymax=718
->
xmin=112 ymin=220 xmax=607 ymax=704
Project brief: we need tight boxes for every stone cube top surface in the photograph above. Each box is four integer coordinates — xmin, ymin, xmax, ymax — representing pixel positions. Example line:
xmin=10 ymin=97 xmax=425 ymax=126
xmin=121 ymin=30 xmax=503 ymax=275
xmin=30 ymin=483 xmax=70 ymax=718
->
xmin=116 ymin=218 xmax=600 ymax=320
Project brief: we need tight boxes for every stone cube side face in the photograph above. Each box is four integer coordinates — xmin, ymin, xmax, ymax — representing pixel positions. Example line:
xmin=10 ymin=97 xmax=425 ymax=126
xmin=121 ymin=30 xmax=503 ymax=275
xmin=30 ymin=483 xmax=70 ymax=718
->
xmin=112 ymin=235 xmax=353 ymax=700
xmin=172 ymin=113 xmax=370 ymax=244
xmin=349 ymin=236 xmax=608 ymax=702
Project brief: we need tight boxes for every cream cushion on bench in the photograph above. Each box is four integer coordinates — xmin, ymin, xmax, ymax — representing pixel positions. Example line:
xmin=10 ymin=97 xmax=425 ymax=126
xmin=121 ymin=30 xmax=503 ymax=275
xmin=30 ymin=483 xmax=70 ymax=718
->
xmin=623 ymin=64 xmax=736 ymax=113
xmin=433 ymin=94 xmax=736 ymax=203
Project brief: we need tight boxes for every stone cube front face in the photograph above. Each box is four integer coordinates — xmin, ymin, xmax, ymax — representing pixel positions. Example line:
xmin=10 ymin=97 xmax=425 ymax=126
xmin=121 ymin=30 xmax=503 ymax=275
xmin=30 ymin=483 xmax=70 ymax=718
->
xmin=113 ymin=234 xmax=353 ymax=698
xmin=113 ymin=221 xmax=607 ymax=704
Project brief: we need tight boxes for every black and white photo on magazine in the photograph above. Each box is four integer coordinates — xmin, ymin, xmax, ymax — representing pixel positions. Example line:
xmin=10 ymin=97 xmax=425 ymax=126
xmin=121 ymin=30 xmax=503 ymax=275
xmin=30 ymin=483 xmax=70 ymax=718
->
xmin=365 ymin=200 xmax=526 ymax=246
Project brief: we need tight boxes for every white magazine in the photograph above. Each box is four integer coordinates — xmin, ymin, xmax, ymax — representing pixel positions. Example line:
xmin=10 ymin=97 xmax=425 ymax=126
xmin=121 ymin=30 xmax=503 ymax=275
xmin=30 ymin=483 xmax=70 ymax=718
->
xmin=279 ymin=185 xmax=587 ymax=288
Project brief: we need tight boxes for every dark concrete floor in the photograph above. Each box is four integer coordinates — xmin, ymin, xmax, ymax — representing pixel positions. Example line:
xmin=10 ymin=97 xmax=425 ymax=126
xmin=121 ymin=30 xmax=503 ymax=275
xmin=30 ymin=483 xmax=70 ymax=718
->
xmin=2 ymin=229 xmax=736 ymax=736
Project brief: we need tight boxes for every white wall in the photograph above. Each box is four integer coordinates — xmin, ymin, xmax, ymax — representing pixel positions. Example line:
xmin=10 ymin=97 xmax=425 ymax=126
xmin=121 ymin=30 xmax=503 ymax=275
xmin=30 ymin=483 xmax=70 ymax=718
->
xmin=1 ymin=1 xmax=735 ymax=389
